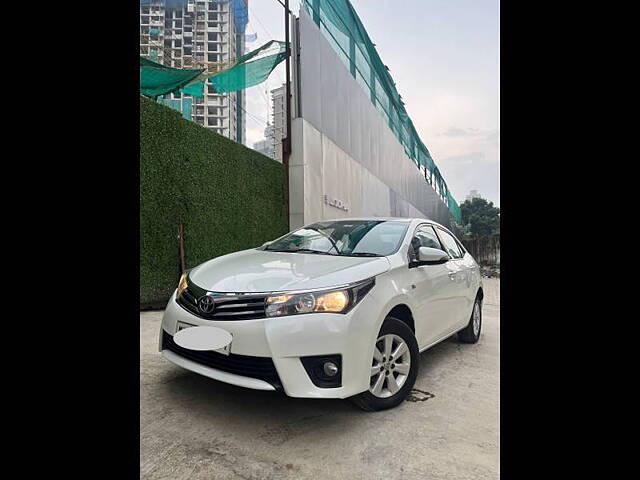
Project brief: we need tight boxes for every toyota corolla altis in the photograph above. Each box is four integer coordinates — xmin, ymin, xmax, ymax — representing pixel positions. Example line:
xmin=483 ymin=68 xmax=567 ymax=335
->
xmin=159 ymin=218 xmax=482 ymax=411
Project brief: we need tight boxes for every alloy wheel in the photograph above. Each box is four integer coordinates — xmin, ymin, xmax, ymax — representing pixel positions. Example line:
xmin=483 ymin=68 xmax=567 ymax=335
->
xmin=369 ymin=333 xmax=411 ymax=398
xmin=473 ymin=301 xmax=481 ymax=337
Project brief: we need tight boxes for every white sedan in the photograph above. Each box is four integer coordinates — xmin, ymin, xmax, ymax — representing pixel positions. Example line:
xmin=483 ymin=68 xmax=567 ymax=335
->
xmin=159 ymin=218 xmax=483 ymax=411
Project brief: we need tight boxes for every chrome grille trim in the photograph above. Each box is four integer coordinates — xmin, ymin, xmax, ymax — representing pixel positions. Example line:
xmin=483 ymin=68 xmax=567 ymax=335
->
xmin=215 ymin=301 xmax=266 ymax=310
xmin=176 ymin=279 xmax=268 ymax=321
xmin=211 ymin=309 xmax=265 ymax=316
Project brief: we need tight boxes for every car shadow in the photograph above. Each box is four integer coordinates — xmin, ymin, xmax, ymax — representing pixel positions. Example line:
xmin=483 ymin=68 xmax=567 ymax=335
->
xmin=149 ymin=334 xmax=464 ymax=434
xmin=162 ymin=368 xmax=349 ymax=411
xmin=153 ymin=366 xmax=376 ymax=444
xmin=415 ymin=335 xmax=464 ymax=374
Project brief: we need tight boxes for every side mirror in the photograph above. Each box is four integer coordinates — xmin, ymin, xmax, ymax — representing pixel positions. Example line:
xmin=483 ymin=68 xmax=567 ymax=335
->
xmin=418 ymin=247 xmax=449 ymax=263
xmin=261 ymin=241 xmax=271 ymax=248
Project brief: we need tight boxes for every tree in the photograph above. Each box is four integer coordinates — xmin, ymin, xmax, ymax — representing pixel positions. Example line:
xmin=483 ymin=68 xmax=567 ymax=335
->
xmin=460 ymin=197 xmax=500 ymax=238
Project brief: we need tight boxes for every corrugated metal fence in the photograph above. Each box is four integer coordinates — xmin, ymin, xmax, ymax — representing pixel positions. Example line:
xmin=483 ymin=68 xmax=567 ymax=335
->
xmin=463 ymin=236 xmax=500 ymax=266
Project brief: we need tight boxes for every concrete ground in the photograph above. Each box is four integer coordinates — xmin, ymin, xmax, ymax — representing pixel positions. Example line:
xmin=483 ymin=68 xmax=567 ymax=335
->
xmin=140 ymin=278 xmax=499 ymax=480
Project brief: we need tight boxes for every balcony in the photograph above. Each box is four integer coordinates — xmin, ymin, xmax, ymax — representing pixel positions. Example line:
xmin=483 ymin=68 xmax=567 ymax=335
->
xmin=206 ymin=97 xmax=226 ymax=106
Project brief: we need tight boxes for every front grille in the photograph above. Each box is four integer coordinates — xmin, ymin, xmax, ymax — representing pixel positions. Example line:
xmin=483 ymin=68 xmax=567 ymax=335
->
xmin=177 ymin=278 xmax=267 ymax=321
xmin=162 ymin=331 xmax=282 ymax=389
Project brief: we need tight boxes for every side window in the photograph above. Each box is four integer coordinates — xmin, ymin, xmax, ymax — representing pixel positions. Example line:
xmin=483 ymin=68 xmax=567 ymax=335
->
xmin=437 ymin=229 xmax=463 ymax=259
xmin=456 ymin=238 xmax=467 ymax=255
xmin=416 ymin=225 xmax=442 ymax=250
xmin=409 ymin=224 xmax=442 ymax=262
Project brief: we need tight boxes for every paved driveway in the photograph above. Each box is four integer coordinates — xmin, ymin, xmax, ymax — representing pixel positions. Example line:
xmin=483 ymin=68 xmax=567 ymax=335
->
xmin=140 ymin=278 xmax=500 ymax=480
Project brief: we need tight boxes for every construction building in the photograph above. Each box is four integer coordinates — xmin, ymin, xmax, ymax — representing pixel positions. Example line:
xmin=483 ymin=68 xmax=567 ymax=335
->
xmin=139 ymin=0 xmax=248 ymax=143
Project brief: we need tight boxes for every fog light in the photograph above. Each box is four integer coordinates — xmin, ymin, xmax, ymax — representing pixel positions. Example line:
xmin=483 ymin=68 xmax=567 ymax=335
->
xmin=300 ymin=354 xmax=342 ymax=388
xmin=323 ymin=362 xmax=339 ymax=377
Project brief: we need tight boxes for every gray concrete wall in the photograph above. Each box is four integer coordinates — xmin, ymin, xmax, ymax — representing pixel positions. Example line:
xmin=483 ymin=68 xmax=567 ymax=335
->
xmin=289 ymin=8 xmax=456 ymax=230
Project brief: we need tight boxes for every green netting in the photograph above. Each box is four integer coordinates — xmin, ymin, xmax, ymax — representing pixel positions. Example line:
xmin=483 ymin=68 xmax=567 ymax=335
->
xmin=140 ymin=40 xmax=286 ymax=99
xmin=211 ymin=42 xmax=287 ymax=94
xmin=180 ymin=81 xmax=205 ymax=97
xmin=156 ymin=97 xmax=193 ymax=121
xmin=302 ymin=0 xmax=461 ymax=223
xmin=140 ymin=57 xmax=204 ymax=99
xmin=447 ymin=191 xmax=462 ymax=222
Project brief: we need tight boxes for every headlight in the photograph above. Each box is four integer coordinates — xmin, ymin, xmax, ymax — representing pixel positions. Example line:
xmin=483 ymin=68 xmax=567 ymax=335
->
xmin=265 ymin=278 xmax=374 ymax=317
xmin=176 ymin=271 xmax=189 ymax=299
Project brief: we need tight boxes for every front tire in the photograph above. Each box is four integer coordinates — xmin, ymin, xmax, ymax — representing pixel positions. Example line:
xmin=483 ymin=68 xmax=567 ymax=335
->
xmin=350 ymin=317 xmax=419 ymax=412
xmin=458 ymin=295 xmax=482 ymax=344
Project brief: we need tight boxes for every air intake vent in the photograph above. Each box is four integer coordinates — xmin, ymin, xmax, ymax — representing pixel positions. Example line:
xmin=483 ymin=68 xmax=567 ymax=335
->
xmin=162 ymin=331 xmax=281 ymax=389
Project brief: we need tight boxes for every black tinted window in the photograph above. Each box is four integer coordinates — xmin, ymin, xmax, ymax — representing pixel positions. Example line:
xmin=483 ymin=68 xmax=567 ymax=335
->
xmin=437 ymin=229 xmax=463 ymax=259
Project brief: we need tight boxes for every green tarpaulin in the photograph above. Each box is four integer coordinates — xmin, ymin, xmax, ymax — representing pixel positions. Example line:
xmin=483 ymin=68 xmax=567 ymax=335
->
xmin=213 ymin=51 xmax=286 ymax=94
xmin=140 ymin=40 xmax=286 ymax=99
xmin=139 ymin=57 xmax=204 ymax=99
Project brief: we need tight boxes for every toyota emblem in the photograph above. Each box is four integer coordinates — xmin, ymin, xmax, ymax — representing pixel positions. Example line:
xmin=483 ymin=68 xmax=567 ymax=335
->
xmin=198 ymin=295 xmax=216 ymax=314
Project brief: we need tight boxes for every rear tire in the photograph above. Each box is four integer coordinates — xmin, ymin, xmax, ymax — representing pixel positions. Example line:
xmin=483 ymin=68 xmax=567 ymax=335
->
xmin=458 ymin=295 xmax=482 ymax=344
xmin=350 ymin=316 xmax=419 ymax=412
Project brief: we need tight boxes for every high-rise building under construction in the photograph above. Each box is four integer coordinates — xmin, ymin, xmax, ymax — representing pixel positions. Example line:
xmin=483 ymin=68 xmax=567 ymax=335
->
xmin=139 ymin=0 xmax=248 ymax=144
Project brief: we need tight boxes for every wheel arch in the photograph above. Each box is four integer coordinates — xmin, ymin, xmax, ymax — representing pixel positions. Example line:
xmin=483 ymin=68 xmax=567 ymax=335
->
xmin=385 ymin=303 xmax=415 ymax=334
xmin=354 ymin=295 xmax=419 ymax=396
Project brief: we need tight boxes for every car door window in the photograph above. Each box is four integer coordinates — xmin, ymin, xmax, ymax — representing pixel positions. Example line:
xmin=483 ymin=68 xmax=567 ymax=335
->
xmin=437 ymin=228 xmax=463 ymax=259
xmin=409 ymin=224 xmax=443 ymax=262
xmin=416 ymin=225 xmax=442 ymax=250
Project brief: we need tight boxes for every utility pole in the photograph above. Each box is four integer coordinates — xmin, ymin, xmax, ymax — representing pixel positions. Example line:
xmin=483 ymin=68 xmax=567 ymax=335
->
xmin=282 ymin=0 xmax=292 ymax=230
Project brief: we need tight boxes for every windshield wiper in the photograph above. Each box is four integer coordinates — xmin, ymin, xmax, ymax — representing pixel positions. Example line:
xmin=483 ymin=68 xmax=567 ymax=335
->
xmin=343 ymin=252 xmax=383 ymax=257
xmin=267 ymin=248 xmax=336 ymax=255
xmin=291 ymin=249 xmax=338 ymax=255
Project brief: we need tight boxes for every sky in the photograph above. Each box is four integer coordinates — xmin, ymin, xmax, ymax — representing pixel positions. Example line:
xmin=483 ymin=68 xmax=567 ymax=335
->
xmin=243 ymin=0 xmax=500 ymax=206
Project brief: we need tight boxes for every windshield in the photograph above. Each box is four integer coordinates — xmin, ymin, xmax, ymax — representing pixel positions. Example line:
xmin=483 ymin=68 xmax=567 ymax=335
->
xmin=264 ymin=220 xmax=410 ymax=257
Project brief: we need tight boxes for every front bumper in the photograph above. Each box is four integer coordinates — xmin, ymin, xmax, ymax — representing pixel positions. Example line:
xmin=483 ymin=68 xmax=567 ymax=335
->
xmin=162 ymin=349 xmax=277 ymax=391
xmin=159 ymin=290 xmax=383 ymax=399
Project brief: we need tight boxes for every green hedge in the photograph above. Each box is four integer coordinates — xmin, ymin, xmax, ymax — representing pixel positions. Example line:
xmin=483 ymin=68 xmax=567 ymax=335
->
xmin=140 ymin=97 xmax=288 ymax=308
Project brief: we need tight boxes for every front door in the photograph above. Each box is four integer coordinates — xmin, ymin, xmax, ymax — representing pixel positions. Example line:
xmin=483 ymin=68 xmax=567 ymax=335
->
xmin=405 ymin=224 xmax=460 ymax=348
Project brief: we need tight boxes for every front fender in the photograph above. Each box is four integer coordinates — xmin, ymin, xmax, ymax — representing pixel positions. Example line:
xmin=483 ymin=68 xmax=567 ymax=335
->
xmin=349 ymin=275 xmax=419 ymax=395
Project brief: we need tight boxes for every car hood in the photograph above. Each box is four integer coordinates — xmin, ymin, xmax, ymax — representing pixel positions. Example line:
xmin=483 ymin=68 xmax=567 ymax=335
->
xmin=189 ymin=248 xmax=390 ymax=293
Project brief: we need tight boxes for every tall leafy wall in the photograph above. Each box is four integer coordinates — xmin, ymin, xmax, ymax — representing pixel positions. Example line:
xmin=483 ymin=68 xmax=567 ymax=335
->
xmin=140 ymin=97 xmax=287 ymax=308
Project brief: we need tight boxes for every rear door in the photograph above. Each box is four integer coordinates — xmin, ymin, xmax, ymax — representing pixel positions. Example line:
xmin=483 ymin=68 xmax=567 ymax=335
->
xmin=455 ymin=236 xmax=481 ymax=320
xmin=435 ymin=227 xmax=471 ymax=330
xmin=405 ymin=224 xmax=459 ymax=348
